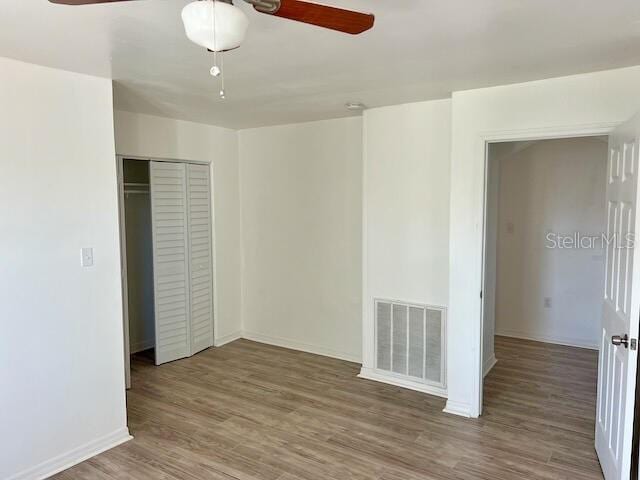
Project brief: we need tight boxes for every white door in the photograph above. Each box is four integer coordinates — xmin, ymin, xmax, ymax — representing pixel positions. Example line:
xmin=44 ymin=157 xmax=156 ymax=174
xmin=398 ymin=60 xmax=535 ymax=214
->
xmin=150 ymin=161 xmax=191 ymax=365
xmin=596 ymin=113 xmax=640 ymax=479
xmin=187 ymin=164 xmax=214 ymax=354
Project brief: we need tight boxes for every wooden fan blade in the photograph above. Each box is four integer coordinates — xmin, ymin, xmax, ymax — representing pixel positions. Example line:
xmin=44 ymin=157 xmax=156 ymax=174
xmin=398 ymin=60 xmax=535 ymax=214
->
xmin=256 ymin=0 xmax=374 ymax=35
xmin=49 ymin=0 xmax=137 ymax=5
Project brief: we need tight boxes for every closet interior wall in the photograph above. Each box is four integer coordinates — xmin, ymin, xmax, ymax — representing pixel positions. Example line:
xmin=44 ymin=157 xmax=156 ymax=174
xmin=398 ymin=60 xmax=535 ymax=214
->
xmin=123 ymin=160 xmax=155 ymax=355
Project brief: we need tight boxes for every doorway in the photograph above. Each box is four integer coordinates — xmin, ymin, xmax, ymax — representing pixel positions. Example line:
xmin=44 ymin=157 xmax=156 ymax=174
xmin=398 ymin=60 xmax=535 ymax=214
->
xmin=481 ymin=136 xmax=608 ymax=476
xmin=462 ymin=111 xmax=640 ymax=480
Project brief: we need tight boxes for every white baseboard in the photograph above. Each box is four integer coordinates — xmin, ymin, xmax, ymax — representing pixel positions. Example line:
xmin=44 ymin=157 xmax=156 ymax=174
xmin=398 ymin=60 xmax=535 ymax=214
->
xmin=130 ymin=338 xmax=154 ymax=354
xmin=358 ymin=367 xmax=447 ymax=398
xmin=214 ymin=330 xmax=242 ymax=347
xmin=495 ymin=330 xmax=598 ymax=350
xmin=8 ymin=427 xmax=132 ymax=480
xmin=241 ymin=330 xmax=361 ymax=364
xmin=483 ymin=353 xmax=497 ymax=377
xmin=443 ymin=400 xmax=473 ymax=418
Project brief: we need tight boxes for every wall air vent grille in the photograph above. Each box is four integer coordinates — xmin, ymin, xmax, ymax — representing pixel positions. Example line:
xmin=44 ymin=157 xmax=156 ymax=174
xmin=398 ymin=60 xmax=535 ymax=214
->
xmin=374 ymin=299 xmax=446 ymax=388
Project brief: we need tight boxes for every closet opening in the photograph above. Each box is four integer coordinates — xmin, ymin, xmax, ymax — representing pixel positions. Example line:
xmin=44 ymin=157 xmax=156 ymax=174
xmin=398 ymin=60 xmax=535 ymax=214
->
xmin=117 ymin=157 xmax=215 ymax=389
xmin=122 ymin=159 xmax=155 ymax=373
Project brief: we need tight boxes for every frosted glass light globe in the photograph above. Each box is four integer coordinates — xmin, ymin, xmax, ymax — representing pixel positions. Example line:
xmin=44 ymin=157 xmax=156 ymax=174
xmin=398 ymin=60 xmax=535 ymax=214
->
xmin=182 ymin=1 xmax=249 ymax=52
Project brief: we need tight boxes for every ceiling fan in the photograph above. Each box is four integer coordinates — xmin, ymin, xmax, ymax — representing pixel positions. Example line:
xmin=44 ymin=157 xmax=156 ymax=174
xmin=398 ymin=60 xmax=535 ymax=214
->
xmin=47 ymin=0 xmax=376 ymax=37
xmin=48 ymin=0 xmax=375 ymax=98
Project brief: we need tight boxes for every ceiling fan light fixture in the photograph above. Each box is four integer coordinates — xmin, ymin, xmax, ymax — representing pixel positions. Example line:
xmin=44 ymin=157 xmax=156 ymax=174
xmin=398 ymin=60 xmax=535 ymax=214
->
xmin=182 ymin=0 xmax=249 ymax=52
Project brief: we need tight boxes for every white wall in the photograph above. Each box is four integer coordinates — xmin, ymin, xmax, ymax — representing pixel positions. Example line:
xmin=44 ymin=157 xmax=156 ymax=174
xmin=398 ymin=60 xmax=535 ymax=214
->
xmin=493 ymin=137 xmax=607 ymax=349
xmin=238 ymin=118 xmax=363 ymax=362
xmin=0 ymin=58 xmax=129 ymax=479
xmin=449 ymin=65 xmax=640 ymax=418
xmin=114 ymin=111 xmax=242 ymax=344
xmin=361 ymin=100 xmax=452 ymax=378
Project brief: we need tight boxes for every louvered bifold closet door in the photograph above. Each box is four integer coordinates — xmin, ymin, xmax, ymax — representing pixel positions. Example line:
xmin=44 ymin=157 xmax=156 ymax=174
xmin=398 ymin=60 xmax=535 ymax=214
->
xmin=187 ymin=164 xmax=214 ymax=354
xmin=150 ymin=162 xmax=191 ymax=365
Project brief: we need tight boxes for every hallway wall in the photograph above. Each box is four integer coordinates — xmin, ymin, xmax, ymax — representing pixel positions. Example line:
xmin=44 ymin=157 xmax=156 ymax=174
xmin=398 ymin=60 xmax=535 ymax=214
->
xmin=492 ymin=137 xmax=608 ymax=349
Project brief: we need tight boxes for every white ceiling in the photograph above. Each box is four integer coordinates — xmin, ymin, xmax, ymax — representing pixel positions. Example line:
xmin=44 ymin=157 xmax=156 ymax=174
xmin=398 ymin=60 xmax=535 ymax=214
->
xmin=2 ymin=1 xmax=640 ymax=129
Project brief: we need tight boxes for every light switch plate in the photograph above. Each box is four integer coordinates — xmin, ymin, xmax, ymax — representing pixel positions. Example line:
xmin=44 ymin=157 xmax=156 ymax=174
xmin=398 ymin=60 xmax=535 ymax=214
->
xmin=81 ymin=247 xmax=94 ymax=267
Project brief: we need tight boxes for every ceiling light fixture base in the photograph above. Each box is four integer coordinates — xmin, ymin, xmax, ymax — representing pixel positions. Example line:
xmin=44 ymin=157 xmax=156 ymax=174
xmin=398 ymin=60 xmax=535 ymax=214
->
xmin=241 ymin=0 xmax=280 ymax=14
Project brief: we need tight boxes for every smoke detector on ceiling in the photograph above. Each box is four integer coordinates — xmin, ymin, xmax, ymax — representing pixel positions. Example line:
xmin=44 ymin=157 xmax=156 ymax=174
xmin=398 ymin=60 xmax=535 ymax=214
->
xmin=345 ymin=102 xmax=367 ymax=111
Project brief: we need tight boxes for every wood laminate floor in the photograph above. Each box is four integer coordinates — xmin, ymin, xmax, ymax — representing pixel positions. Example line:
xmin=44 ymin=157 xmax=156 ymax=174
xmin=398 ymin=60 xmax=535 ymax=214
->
xmin=53 ymin=336 xmax=602 ymax=479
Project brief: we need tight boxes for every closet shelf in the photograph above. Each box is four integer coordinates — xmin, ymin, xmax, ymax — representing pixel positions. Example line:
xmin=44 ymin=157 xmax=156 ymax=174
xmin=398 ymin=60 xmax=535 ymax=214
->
xmin=124 ymin=181 xmax=150 ymax=196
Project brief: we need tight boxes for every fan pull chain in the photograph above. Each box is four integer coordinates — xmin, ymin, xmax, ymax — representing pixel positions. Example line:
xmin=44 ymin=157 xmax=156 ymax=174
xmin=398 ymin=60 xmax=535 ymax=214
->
xmin=210 ymin=51 xmax=221 ymax=77
xmin=208 ymin=0 xmax=225 ymax=99
xmin=219 ymin=51 xmax=225 ymax=99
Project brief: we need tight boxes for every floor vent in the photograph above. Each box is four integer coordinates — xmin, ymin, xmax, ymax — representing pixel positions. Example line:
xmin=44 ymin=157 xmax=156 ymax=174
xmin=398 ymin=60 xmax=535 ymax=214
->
xmin=375 ymin=299 xmax=446 ymax=389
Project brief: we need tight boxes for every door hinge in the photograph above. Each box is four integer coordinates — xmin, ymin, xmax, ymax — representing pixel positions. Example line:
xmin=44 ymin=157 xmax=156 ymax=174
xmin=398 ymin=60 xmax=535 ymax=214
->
xmin=480 ymin=290 xmax=483 ymax=299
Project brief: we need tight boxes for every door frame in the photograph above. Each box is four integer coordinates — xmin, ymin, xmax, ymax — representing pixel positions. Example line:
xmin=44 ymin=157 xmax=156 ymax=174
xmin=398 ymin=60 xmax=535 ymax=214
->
xmin=116 ymin=157 xmax=131 ymax=389
xmin=476 ymin=122 xmax=619 ymax=416
xmin=116 ymin=155 xmax=219 ymax=385
xmin=632 ymin=347 xmax=640 ymax=478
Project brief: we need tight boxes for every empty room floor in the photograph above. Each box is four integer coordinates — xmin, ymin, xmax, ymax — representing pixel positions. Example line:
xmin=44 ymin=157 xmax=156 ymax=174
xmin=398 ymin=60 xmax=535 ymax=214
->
xmin=54 ymin=337 xmax=602 ymax=479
